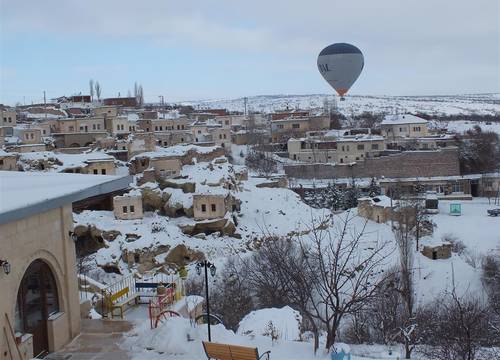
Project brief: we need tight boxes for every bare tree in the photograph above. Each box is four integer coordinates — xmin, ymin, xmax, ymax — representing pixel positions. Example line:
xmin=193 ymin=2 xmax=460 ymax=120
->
xmin=392 ymin=202 xmax=417 ymax=359
xmin=300 ymin=213 xmax=392 ymax=351
xmin=89 ymin=79 xmax=94 ymax=101
xmin=95 ymin=81 xmax=102 ymax=101
xmin=418 ymin=289 xmax=494 ymax=360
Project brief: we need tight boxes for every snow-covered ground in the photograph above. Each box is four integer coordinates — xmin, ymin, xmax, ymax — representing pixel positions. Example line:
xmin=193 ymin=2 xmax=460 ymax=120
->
xmin=442 ymin=120 xmax=500 ymax=136
xmin=121 ymin=304 xmax=406 ymax=360
xmin=182 ymin=93 xmax=500 ymax=116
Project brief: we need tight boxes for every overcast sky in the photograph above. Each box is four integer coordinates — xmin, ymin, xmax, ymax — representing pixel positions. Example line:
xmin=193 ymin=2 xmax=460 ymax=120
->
xmin=1 ymin=0 xmax=499 ymax=105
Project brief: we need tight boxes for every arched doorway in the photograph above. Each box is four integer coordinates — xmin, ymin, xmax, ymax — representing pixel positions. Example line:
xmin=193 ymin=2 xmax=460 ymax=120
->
xmin=15 ymin=259 xmax=59 ymax=357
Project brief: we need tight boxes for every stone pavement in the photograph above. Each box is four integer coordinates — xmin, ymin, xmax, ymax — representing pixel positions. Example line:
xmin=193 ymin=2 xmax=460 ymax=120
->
xmin=45 ymin=319 xmax=133 ymax=360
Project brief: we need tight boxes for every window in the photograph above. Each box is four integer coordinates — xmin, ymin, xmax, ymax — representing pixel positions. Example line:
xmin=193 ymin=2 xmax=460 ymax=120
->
xmin=198 ymin=130 xmax=201 ymax=134
xmin=223 ymin=134 xmax=227 ymax=139
xmin=155 ymin=126 xmax=158 ymax=131
xmin=357 ymin=144 xmax=364 ymax=150
xmin=346 ymin=145 xmax=350 ymax=151
xmin=177 ymin=125 xmax=181 ymax=130
xmin=225 ymin=120 xmax=229 ymax=125
xmin=277 ymin=124 xmax=284 ymax=129
xmin=123 ymin=206 xmax=128 ymax=213
xmin=0 ymin=159 xmax=3 ymax=165
xmin=219 ymin=134 xmax=223 ymax=139
xmin=452 ymin=182 xmax=463 ymax=193
xmin=80 ymin=126 xmax=84 ymax=131
xmin=25 ymin=134 xmax=29 ymax=140
xmin=292 ymin=123 xmax=300 ymax=129
xmin=201 ymin=204 xmax=207 ymax=212
xmin=93 ymin=124 xmax=96 ymax=130
xmin=160 ymin=126 xmax=163 ymax=131
xmin=182 ymin=125 xmax=185 ymax=130
xmin=93 ymin=169 xmax=98 ymax=174
xmin=97 ymin=124 xmax=101 ymax=130
xmin=8 ymin=117 xmax=12 ymax=122
xmin=101 ymin=169 xmax=106 ymax=175
xmin=341 ymin=145 xmax=345 ymax=151
xmin=211 ymin=204 xmax=216 ymax=212
xmin=130 ymin=205 xmax=135 ymax=213
xmin=43 ymin=130 xmax=46 ymax=135
xmin=371 ymin=144 xmax=379 ymax=150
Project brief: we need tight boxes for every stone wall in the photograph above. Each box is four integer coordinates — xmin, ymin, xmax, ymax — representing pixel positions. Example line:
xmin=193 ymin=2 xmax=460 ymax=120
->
xmin=284 ymin=148 xmax=460 ymax=179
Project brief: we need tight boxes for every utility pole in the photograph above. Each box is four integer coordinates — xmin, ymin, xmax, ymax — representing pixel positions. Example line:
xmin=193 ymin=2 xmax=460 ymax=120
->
xmin=244 ymin=97 xmax=248 ymax=117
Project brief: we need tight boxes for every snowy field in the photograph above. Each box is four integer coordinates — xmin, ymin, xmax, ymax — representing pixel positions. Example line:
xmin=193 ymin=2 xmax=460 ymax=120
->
xmin=442 ymin=120 xmax=500 ymax=136
xmin=183 ymin=93 xmax=500 ymax=116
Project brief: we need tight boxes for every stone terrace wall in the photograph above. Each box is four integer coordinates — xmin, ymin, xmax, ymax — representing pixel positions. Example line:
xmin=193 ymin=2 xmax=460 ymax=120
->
xmin=284 ymin=148 xmax=460 ymax=179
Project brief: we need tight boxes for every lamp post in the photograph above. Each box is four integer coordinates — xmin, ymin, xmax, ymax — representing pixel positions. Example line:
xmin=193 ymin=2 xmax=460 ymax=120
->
xmin=196 ymin=260 xmax=216 ymax=342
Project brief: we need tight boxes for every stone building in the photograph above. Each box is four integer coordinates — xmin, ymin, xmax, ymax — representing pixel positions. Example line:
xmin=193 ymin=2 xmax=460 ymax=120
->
xmin=1 ymin=109 xmax=17 ymax=126
xmin=0 ymin=150 xmax=17 ymax=171
xmin=380 ymin=114 xmax=429 ymax=140
xmin=421 ymin=243 xmax=452 ymax=260
xmin=336 ymin=135 xmax=385 ymax=163
xmin=13 ymin=127 xmax=43 ymax=145
xmin=192 ymin=193 xmax=238 ymax=221
xmin=150 ymin=158 xmax=182 ymax=179
xmin=84 ymin=158 xmax=116 ymax=175
xmin=113 ymin=193 xmax=143 ymax=220
xmin=0 ymin=171 xmax=130 ymax=358
xmin=270 ymin=115 xmax=330 ymax=143
xmin=357 ymin=196 xmax=395 ymax=223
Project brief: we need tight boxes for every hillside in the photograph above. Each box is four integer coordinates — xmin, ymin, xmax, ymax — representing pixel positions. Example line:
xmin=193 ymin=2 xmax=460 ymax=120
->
xmin=183 ymin=93 xmax=500 ymax=116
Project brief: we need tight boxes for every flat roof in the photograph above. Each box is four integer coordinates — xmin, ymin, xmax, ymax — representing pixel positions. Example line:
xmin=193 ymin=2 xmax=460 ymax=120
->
xmin=0 ymin=171 xmax=132 ymax=225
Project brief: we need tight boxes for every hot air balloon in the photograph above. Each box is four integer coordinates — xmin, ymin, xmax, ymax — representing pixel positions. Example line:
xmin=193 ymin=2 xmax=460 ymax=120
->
xmin=317 ymin=43 xmax=364 ymax=100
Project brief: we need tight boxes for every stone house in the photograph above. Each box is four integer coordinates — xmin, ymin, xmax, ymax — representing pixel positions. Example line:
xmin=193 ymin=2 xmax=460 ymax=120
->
xmin=0 ymin=171 xmax=129 ymax=358
xmin=84 ymin=158 xmax=116 ymax=175
xmin=93 ymin=106 xmax=119 ymax=119
xmin=270 ymin=115 xmax=330 ymax=143
xmin=193 ymin=193 xmax=238 ymax=221
xmin=155 ymin=131 xmax=193 ymax=147
xmin=104 ymin=116 xmax=130 ymax=136
xmin=13 ymin=127 xmax=43 ymax=145
xmin=1 ymin=109 xmax=17 ymax=126
xmin=380 ymin=114 xmax=429 ymax=140
xmin=421 ymin=243 xmax=452 ymax=260
xmin=288 ymin=137 xmax=337 ymax=163
xmin=336 ymin=135 xmax=385 ymax=163
xmin=357 ymin=195 xmax=395 ymax=223
xmin=379 ymin=175 xmax=477 ymax=200
xmin=0 ymin=150 xmax=17 ymax=170
xmin=149 ymin=158 xmax=182 ymax=179
xmin=113 ymin=194 xmax=143 ymax=220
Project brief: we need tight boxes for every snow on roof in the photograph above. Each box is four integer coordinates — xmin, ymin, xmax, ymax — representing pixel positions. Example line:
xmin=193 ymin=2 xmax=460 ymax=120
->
xmin=381 ymin=114 xmax=428 ymax=125
xmin=336 ymin=134 xmax=384 ymax=142
xmin=358 ymin=195 xmax=394 ymax=208
xmin=0 ymin=149 xmax=15 ymax=157
xmin=131 ymin=144 xmax=221 ymax=160
xmin=19 ymin=151 xmax=115 ymax=171
xmin=0 ymin=171 xmax=132 ymax=224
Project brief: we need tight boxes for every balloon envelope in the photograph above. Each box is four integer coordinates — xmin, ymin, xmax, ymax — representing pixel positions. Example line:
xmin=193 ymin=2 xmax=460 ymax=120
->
xmin=317 ymin=43 xmax=364 ymax=97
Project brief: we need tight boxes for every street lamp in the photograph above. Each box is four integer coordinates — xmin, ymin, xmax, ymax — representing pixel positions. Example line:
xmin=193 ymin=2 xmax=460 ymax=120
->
xmin=196 ymin=260 xmax=216 ymax=341
xmin=0 ymin=260 xmax=11 ymax=275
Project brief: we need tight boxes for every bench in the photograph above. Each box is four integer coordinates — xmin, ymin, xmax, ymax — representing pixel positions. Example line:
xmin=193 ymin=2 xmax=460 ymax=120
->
xmin=109 ymin=286 xmax=139 ymax=318
xmin=202 ymin=341 xmax=270 ymax=360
